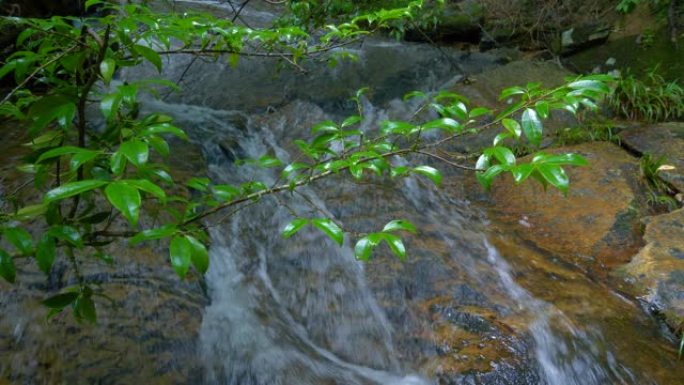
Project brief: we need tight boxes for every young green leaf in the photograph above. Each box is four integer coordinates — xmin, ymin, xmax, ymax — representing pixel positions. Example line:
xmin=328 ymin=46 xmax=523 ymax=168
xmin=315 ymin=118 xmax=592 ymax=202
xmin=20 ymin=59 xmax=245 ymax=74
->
xmin=381 ymin=233 xmax=406 ymax=261
xmin=74 ymin=293 xmax=97 ymax=323
xmin=282 ymin=218 xmax=309 ymax=239
xmin=105 ymin=181 xmax=142 ymax=227
xmin=312 ymin=218 xmax=344 ymax=246
xmin=382 ymin=219 xmax=417 ymax=234
xmin=100 ymin=58 xmax=116 ymax=85
xmin=413 ymin=166 xmax=442 ymax=187
xmin=130 ymin=224 xmax=178 ymax=246
xmin=169 ymin=235 xmax=192 ymax=278
xmin=0 ymin=249 xmax=16 ymax=283
xmin=45 ymin=180 xmax=108 ymax=202
xmin=134 ymin=44 xmax=163 ymax=72
xmin=36 ymin=234 xmax=56 ymax=273
xmin=537 ymin=164 xmax=569 ymax=194
xmin=186 ymin=235 xmax=209 ymax=274
xmin=521 ymin=108 xmax=543 ymax=147
xmin=3 ymin=227 xmax=33 ymax=254
xmin=42 ymin=292 xmax=79 ymax=308
xmin=354 ymin=233 xmax=382 ymax=261
xmin=48 ymin=225 xmax=83 ymax=248
xmin=119 ymin=139 xmax=149 ymax=166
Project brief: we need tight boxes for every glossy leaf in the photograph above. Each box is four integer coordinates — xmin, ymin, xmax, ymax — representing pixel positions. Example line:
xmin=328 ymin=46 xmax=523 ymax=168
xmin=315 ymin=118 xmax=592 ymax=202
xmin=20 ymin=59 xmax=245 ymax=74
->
xmin=4 ymin=227 xmax=33 ymax=254
xmin=0 ymin=249 xmax=16 ymax=283
xmin=48 ymin=225 xmax=83 ymax=248
xmin=382 ymin=219 xmax=417 ymax=234
xmin=130 ymin=224 xmax=178 ymax=246
xmin=119 ymin=139 xmax=149 ymax=166
xmin=105 ymin=181 xmax=141 ymax=227
xmin=45 ymin=180 xmax=108 ymax=202
xmin=354 ymin=233 xmax=382 ymax=261
xmin=413 ymin=166 xmax=442 ymax=187
xmin=521 ymin=108 xmax=543 ymax=147
xmin=100 ymin=58 xmax=116 ymax=85
xmin=282 ymin=218 xmax=309 ymax=239
xmin=186 ymin=235 xmax=209 ymax=274
xmin=42 ymin=292 xmax=78 ymax=308
xmin=36 ymin=234 xmax=56 ymax=274
xmin=169 ymin=236 xmax=192 ymax=278
xmin=537 ymin=164 xmax=569 ymax=194
xmin=312 ymin=218 xmax=343 ymax=246
xmin=381 ymin=233 xmax=406 ymax=261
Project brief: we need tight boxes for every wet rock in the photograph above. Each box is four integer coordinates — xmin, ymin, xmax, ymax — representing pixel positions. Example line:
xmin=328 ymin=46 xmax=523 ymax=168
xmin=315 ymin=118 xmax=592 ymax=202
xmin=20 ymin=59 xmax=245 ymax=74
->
xmin=619 ymin=208 xmax=684 ymax=332
xmin=620 ymin=122 xmax=684 ymax=193
xmin=552 ymin=23 xmax=612 ymax=55
xmin=469 ymin=142 xmax=650 ymax=274
xmin=0 ymin=122 xmax=207 ymax=385
xmin=406 ymin=0 xmax=484 ymax=43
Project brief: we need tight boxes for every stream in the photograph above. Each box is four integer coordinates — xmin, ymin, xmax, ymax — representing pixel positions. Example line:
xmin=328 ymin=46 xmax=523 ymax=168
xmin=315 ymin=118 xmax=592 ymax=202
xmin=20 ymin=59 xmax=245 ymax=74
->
xmin=1 ymin=1 xmax=683 ymax=384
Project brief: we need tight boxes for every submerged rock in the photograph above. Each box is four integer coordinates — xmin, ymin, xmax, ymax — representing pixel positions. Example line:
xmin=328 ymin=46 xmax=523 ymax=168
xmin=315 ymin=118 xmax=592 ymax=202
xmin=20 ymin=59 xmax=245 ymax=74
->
xmin=620 ymin=122 xmax=684 ymax=193
xmin=619 ymin=208 xmax=684 ymax=333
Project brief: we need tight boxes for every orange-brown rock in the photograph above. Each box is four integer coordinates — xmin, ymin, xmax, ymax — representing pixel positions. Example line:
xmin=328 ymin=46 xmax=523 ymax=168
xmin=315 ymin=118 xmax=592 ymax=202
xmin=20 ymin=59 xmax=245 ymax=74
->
xmin=619 ymin=208 xmax=684 ymax=332
xmin=470 ymin=142 xmax=650 ymax=275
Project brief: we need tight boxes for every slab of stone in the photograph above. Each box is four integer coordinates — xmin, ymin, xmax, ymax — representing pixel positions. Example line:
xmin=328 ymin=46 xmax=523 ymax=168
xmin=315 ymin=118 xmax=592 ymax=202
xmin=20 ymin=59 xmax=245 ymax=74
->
xmin=619 ymin=208 xmax=684 ymax=332
xmin=620 ymin=122 xmax=684 ymax=193
xmin=469 ymin=142 xmax=650 ymax=274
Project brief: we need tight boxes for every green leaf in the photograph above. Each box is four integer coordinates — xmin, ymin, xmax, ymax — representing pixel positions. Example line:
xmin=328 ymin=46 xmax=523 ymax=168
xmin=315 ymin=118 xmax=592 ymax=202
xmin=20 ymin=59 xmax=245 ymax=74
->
xmin=48 ymin=225 xmax=83 ymax=248
xmin=212 ymin=184 xmax=240 ymax=201
xmin=537 ymin=164 xmax=569 ymax=194
xmin=147 ymin=136 xmax=169 ymax=157
xmin=74 ymin=293 xmax=96 ymax=323
xmin=0 ymin=249 xmax=16 ymax=283
xmin=14 ymin=203 xmax=47 ymax=221
xmin=36 ymin=234 xmax=56 ymax=274
xmin=476 ymin=164 xmax=506 ymax=190
xmin=534 ymin=101 xmax=550 ymax=119
xmin=130 ymin=224 xmax=178 ymax=246
xmin=499 ymin=86 xmax=525 ymax=100
xmin=341 ymin=115 xmax=361 ymax=128
xmin=421 ymin=118 xmax=461 ymax=133
xmin=311 ymin=218 xmax=343 ymax=246
xmin=282 ymin=218 xmax=309 ymax=239
xmin=70 ymin=150 xmax=100 ymax=172
xmin=45 ymin=180 xmax=108 ymax=202
xmin=382 ymin=219 xmax=417 ymax=234
xmin=486 ymin=146 xmax=516 ymax=166
xmin=381 ymin=121 xmax=414 ymax=135
xmin=139 ymin=123 xmax=188 ymax=140
xmin=258 ymin=156 xmax=283 ymax=168
xmin=521 ymin=108 xmax=543 ymax=147
xmin=381 ymin=233 xmax=406 ymax=261
xmin=469 ymin=107 xmax=492 ymax=118
xmin=3 ymin=227 xmax=33 ymax=254
xmin=100 ymin=58 xmax=116 ymax=85
xmin=42 ymin=292 xmax=78 ymax=308
xmin=169 ymin=236 xmax=192 ymax=278
xmin=186 ymin=235 xmax=209 ymax=274
xmin=542 ymin=153 xmax=588 ymax=166
xmin=105 ymin=182 xmax=141 ymax=227
xmin=123 ymin=179 xmax=166 ymax=202
xmin=567 ymin=79 xmax=609 ymax=94
xmin=37 ymin=146 xmax=98 ymax=164
xmin=110 ymin=151 xmax=126 ymax=175
xmin=511 ymin=163 xmax=535 ymax=184
xmin=134 ymin=44 xmax=163 ymax=73
xmin=354 ymin=234 xmax=382 ymax=261
xmin=119 ymin=139 xmax=149 ymax=166
xmin=187 ymin=177 xmax=210 ymax=192
xmin=28 ymin=96 xmax=76 ymax=132
xmin=100 ymin=93 xmax=121 ymax=121
xmin=312 ymin=120 xmax=339 ymax=134
xmin=413 ymin=166 xmax=442 ymax=187
xmin=501 ymin=118 xmax=522 ymax=138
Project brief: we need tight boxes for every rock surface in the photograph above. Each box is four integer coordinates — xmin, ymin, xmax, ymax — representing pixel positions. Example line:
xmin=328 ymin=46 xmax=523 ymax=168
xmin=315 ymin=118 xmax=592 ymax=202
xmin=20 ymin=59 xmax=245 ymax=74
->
xmin=619 ymin=208 xmax=684 ymax=332
xmin=620 ymin=122 xmax=684 ymax=193
xmin=469 ymin=142 xmax=650 ymax=275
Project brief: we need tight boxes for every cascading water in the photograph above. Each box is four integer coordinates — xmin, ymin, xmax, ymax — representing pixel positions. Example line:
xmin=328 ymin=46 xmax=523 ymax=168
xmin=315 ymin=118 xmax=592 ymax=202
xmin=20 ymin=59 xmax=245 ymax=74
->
xmin=121 ymin=5 xmax=683 ymax=382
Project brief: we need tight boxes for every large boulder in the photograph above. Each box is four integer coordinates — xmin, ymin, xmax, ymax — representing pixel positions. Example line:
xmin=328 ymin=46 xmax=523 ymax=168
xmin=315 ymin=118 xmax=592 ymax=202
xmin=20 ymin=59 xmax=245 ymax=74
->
xmin=619 ymin=208 xmax=684 ymax=333
xmin=406 ymin=0 xmax=484 ymax=42
xmin=468 ymin=142 xmax=650 ymax=275
xmin=620 ymin=122 xmax=684 ymax=194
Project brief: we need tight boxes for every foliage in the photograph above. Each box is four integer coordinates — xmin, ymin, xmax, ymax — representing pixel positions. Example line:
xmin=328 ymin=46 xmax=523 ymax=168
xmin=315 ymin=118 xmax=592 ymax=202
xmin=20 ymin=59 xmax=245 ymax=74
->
xmin=616 ymin=0 xmax=671 ymax=13
xmin=608 ymin=69 xmax=684 ymax=122
xmin=640 ymin=154 xmax=679 ymax=211
xmin=0 ymin=0 xmax=612 ymax=322
xmin=554 ymin=119 xmax=622 ymax=146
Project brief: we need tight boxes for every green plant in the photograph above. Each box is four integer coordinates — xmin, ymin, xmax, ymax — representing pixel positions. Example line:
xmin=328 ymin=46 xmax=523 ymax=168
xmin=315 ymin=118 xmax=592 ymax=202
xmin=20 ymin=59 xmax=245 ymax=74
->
xmin=640 ymin=154 xmax=678 ymax=211
xmin=608 ymin=68 xmax=684 ymax=122
xmin=0 ymin=0 xmax=612 ymax=323
xmin=555 ymin=120 xmax=621 ymax=146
